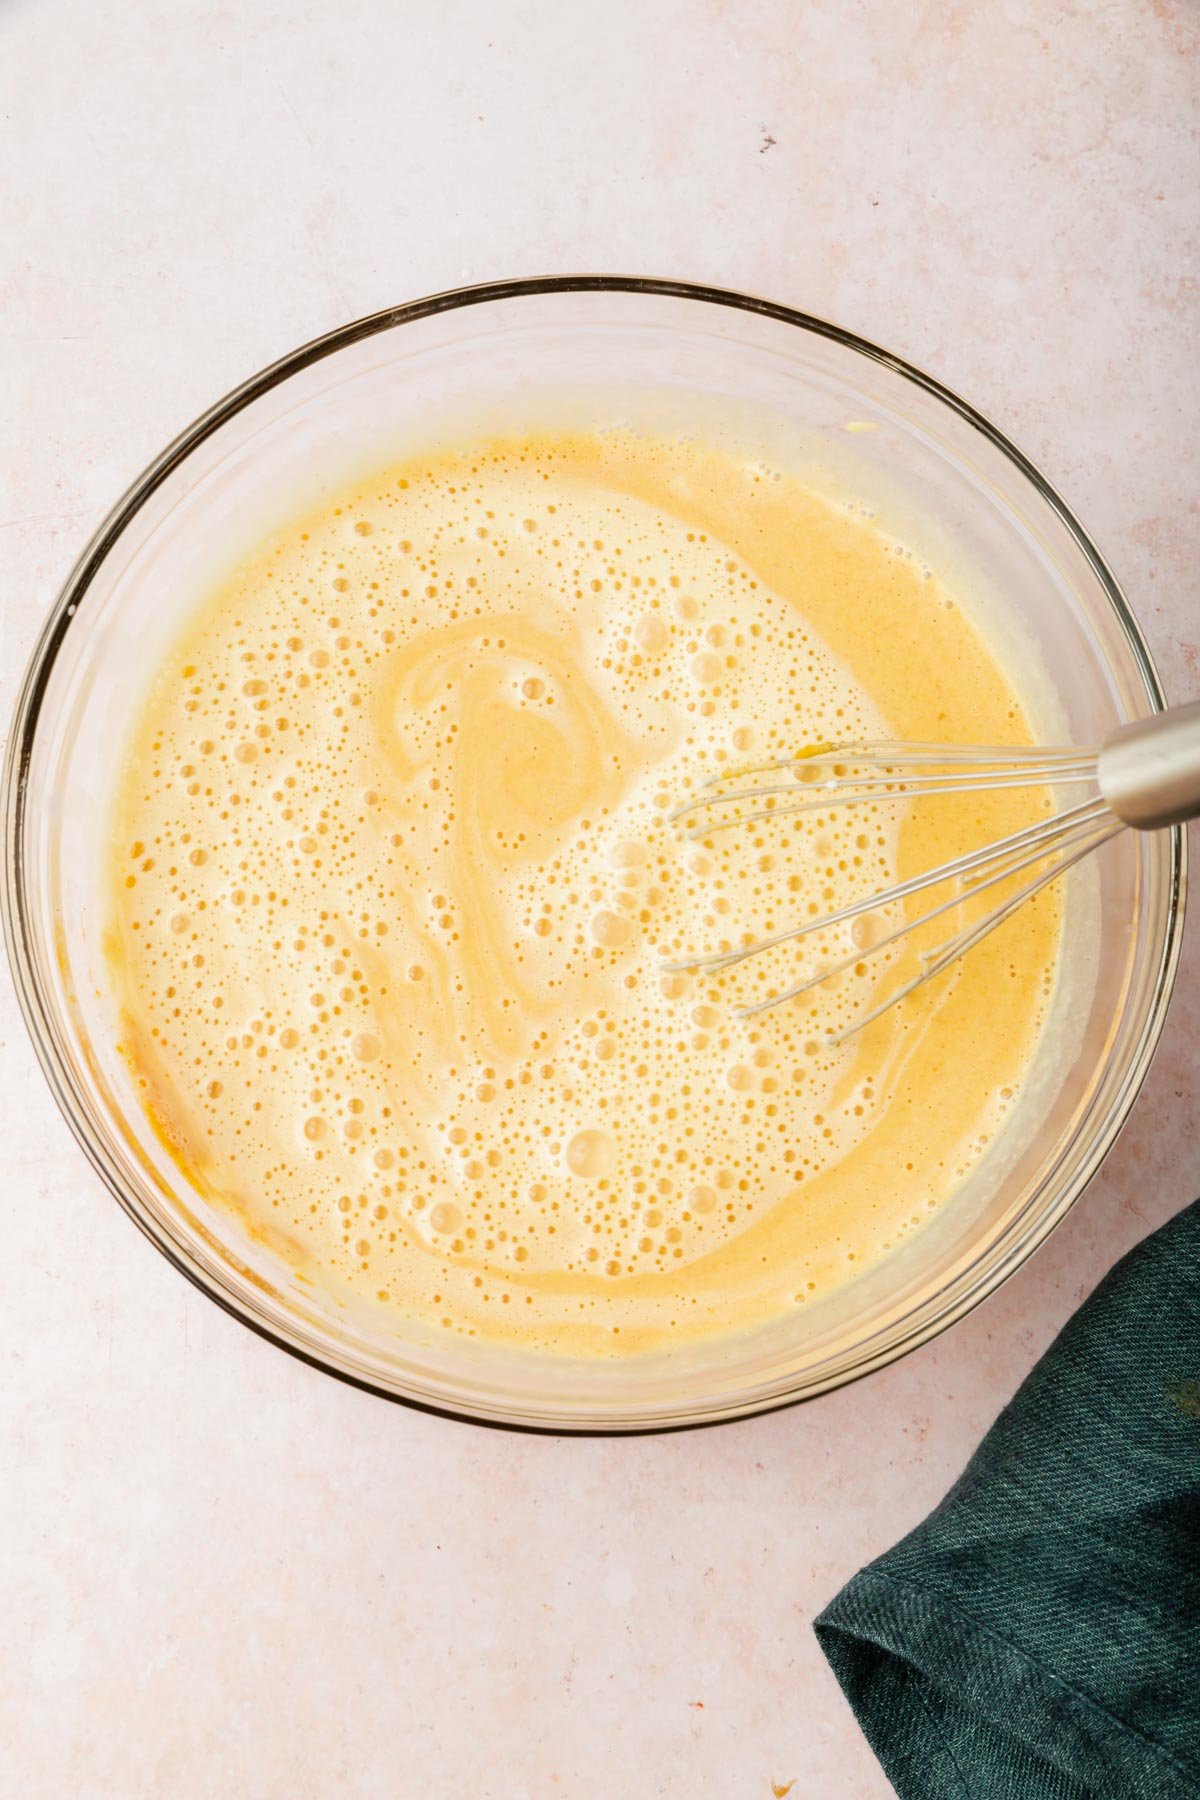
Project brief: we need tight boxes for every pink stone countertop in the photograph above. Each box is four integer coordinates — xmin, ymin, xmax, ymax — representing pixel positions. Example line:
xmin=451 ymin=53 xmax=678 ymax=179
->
xmin=1 ymin=3 xmax=1196 ymax=1794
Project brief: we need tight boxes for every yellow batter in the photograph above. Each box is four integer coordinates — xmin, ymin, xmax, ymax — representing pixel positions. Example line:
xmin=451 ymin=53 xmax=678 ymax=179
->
xmin=108 ymin=429 xmax=1059 ymax=1354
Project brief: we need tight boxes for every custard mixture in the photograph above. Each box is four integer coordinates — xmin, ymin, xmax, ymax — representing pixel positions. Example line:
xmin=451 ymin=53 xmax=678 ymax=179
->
xmin=108 ymin=429 xmax=1059 ymax=1353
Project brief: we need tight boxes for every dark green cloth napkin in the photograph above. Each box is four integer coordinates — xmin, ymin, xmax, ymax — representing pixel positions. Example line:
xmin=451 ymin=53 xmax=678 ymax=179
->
xmin=815 ymin=1198 xmax=1200 ymax=1799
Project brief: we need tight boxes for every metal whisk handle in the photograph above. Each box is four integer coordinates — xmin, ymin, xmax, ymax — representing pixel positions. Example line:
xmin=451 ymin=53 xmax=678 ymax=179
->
xmin=1098 ymin=700 xmax=1200 ymax=830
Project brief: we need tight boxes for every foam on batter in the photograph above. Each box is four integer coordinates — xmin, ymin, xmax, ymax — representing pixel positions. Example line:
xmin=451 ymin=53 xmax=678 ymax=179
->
xmin=108 ymin=429 xmax=1060 ymax=1354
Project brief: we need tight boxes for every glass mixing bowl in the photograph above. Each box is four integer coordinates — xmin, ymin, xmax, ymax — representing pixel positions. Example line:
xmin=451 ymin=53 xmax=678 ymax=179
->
xmin=2 ymin=278 xmax=1185 ymax=1430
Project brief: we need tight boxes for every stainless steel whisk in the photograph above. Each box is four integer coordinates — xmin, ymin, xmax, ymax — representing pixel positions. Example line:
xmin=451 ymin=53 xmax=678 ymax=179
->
xmin=665 ymin=701 xmax=1200 ymax=1039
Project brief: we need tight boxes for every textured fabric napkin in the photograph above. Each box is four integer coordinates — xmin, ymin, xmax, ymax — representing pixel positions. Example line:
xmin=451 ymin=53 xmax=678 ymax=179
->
xmin=815 ymin=1198 xmax=1200 ymax=1799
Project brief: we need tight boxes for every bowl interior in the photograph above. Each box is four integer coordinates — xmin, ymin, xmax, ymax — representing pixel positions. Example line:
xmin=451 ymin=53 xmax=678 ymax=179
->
xmin=4 ymin=282 xmax=1182 ymax=1428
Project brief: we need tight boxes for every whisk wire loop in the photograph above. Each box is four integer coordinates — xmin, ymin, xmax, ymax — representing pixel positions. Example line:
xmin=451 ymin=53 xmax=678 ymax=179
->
xmin=732 ymin=808 xmax=1116 ymax=1022
xmin=663 ymin=793 xmax=1109 ymax=979
xmin=662 ymin=706 xmax=1199 ymax=1039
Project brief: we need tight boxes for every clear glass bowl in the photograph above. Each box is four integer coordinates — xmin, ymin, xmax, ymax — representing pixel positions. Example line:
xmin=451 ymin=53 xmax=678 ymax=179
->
xmin=2 ymin=278 xmax=1185 ymax=1430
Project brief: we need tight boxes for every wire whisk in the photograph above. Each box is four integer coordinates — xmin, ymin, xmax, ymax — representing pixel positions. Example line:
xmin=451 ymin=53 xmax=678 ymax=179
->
xmin=664 ymin=702 xmax=1200 ymax=1040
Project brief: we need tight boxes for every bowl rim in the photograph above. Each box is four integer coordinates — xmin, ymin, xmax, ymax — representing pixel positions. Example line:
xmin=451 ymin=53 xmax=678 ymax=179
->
xmin=2 ymin=274 xmax=1187 ymax=1431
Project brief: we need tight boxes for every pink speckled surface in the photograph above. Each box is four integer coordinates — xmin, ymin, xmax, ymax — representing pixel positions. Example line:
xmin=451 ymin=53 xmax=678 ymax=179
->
xmin=1 ymin=3 xmax=1197 ymax=1795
